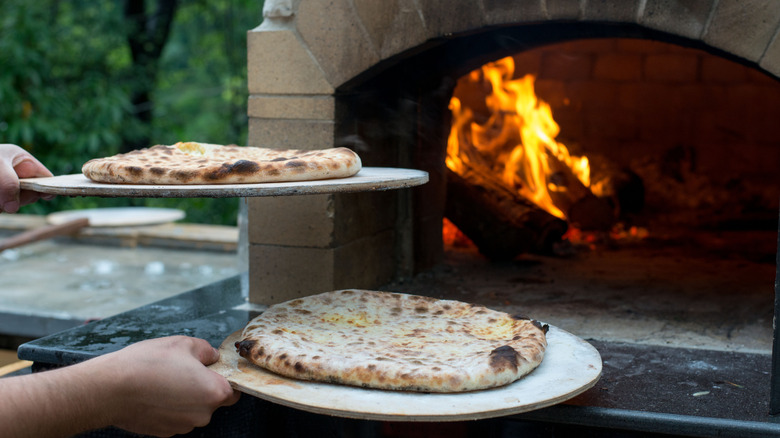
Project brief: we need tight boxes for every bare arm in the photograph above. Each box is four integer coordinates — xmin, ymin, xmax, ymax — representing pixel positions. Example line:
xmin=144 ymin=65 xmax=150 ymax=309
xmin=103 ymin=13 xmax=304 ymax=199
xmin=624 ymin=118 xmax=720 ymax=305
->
xmin=0 ymin=336 xmax=240 ymax=438
xmin=0 ymin=143 xmax=54 ymax=213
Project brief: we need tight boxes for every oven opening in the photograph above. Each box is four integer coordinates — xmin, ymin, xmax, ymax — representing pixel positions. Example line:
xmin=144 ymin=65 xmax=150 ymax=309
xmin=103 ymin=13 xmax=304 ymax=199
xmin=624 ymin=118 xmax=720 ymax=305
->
xmin=414 ymin=37 xmax=780 ymax=354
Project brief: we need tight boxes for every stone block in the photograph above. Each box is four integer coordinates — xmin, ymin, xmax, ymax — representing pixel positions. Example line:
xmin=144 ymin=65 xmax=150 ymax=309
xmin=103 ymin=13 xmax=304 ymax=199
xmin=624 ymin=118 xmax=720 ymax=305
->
xmin=248 ymin=118 xmax=335 ymax=149
xmin=703 ymin=0 xmax=780 ymax=62
xmin=566 ymin=81 xmax=619 ymax=110
xmin=333 ymin=229 xmax=397 ymax=291
xmin=416 ymin=0 xmax=485 ymax=38
xmin=247 ymin=191 xmax=397 ymax=248
xmin=594 ymin=53 xmax=642 ymax=81
xmin=248 ymin=95 xmax=335 ymax=120
xmin=644 ymin=53 xmax=699 ymax=82
xmin=353 ymin=0 xmax=428 ymax=60
xmin=513 ymin=51 xmax=543 ymax=77
xmin=248 ymin=229 xmax=397 ymax=304
xmin=296 ymin=0 xmax=380 ymax=88
xmin=546 ymin=0 xmax=582 ymax=20
xmin=247 ymin=29 xmax=334 ymax=95
xmin=759 ymin=32 xmax=780 ymax=78
xmin=483 ymin=0 xmax=547 ymax=25
xmin=534 ymin=79 xmax=569 ymax=108
xmin=540 ymin=51 xmax=593 ymax=80
xmin=616 ymin=38 xmax=670 ymax=54
xmin=618 ymin=83 xmax=683 ymax=113
xmin=247 ymin=195 xmax=335 ymax=248
xmin=582 ymin=0 xmax=641 ymax=22
xmin=640 ymin=0 xmax=716 ymax=39
xmin=701 ymin=56 xmax=749 ymax=83
xmin=333 ymin=191 xmax=397 ymax=244
xmin=248 ymin=244 xmax=335 ymax=303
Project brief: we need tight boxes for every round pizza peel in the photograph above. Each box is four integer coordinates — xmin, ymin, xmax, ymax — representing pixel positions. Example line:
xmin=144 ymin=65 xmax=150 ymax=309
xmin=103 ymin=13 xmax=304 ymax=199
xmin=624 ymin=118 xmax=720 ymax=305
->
xmin=209 ymin=325 xmax=602 ymax=422
xmin=17 ymin=167 xmax=429 ymax=198
xmin=0 ymin=207 xmax=185 ymax=251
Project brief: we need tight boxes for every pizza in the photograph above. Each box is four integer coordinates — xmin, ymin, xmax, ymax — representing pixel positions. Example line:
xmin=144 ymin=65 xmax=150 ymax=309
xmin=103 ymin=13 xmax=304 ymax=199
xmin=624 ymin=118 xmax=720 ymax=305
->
xmin=234 ymin=290 xmax=548 ymax=393
xmin=81 ymin=142 xmax=362 ymax=184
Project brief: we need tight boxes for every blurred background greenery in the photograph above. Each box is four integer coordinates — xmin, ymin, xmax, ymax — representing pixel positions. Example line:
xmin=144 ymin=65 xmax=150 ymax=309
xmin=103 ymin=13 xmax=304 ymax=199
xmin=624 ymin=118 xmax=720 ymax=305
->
xmin=0 ymin=0 xmax=264 ymax=225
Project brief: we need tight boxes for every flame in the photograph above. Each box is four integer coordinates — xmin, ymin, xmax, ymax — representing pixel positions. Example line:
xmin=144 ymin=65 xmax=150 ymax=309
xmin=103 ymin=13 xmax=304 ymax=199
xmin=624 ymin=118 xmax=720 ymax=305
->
xmin=442 ymin=218 xmax=475 ymax=248
xmin=447 ymin=56 xmax=590 ymax=219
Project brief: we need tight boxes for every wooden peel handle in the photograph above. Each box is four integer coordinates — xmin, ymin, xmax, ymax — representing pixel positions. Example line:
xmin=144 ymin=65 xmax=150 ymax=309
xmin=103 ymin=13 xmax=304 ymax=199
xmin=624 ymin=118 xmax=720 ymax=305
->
xmin=0 ymin=217 xmax=90 ymax=251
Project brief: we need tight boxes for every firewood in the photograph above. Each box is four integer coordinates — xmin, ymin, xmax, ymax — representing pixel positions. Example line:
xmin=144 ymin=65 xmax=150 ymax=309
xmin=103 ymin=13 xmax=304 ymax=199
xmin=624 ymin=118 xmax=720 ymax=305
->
xmin=445 ymin=168 xmax=568 ymax=260
xmin=544 ymin=152 xmax=616 ymax=231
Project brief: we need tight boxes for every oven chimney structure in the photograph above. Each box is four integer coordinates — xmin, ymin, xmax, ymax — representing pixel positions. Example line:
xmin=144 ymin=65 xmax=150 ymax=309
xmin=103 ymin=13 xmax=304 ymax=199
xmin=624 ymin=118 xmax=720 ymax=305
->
xmin=243 ymin=0 xmax=780 ymax=305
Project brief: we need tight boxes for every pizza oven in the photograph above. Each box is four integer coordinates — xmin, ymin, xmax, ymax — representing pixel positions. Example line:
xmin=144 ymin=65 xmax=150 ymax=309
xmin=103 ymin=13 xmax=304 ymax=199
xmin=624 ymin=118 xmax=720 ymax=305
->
xmin=244 ymin=0 xmax=780 ymax=303
xmin=239 ymin=0 xmax=780 ymax=435
xmin=13 ymin=1 xmax=780 ymax=437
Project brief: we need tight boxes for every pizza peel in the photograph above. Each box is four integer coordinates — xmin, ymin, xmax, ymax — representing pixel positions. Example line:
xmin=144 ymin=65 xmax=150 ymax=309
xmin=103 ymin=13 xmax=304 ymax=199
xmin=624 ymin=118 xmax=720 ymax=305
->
xmin=17 ymin=167 xmax=429 ymax=198
xmin=209 ymin=325 xmax=602 ymax=422
xmin=0 ymin=207 xmax=185 ymax=251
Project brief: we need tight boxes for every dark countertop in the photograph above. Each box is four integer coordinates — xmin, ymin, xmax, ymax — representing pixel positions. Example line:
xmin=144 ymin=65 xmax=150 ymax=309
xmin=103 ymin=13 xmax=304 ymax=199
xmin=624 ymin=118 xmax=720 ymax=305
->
xmin=17 ymin=275 xmax=253 ymax=366
xmin=17 ymin=275 xmax=780 ymax=437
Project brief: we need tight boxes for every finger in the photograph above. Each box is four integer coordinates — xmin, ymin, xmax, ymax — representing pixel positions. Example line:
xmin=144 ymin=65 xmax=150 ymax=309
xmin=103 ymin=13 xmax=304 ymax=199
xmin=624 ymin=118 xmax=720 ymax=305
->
xmin=0 ymin=157 xmax=20 ymax=210
xmin=19 ymin=190 xmax=47 ymax=207
xmin=186 ymin=337 xmax=221 ymax=366
xmin=221 ymin=388 xmax=241 ymax=407
xmin=13 ymin=156 xmax=53 ymax=179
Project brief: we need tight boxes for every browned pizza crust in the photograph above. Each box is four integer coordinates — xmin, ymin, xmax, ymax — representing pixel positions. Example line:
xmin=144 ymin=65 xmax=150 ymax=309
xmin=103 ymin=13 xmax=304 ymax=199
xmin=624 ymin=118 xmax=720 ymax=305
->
xmin=235 ymin=290 xmax=548 ymax=393
xmin=82 ymin=142 xmax=362 ymax=184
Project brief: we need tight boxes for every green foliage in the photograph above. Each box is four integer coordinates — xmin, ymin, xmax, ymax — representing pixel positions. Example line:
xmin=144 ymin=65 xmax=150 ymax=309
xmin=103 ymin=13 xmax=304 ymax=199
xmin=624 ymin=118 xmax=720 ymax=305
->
xmin=1 ymin=0 xmax=264 ymax=225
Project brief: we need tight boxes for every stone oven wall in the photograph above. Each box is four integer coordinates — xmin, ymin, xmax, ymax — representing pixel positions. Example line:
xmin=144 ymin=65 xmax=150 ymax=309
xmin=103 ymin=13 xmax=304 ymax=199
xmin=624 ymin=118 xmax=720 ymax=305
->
xmin=244 ymin=0 xmax=780 ymax=305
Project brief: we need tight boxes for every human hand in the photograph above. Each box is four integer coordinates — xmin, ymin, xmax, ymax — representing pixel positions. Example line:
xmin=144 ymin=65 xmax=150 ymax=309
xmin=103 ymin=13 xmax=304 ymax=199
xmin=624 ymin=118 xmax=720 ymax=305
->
xmin=0 ymin=144 xmax=54 ymax=213
xmin=91 ymin=336 xmax=241 ymax=437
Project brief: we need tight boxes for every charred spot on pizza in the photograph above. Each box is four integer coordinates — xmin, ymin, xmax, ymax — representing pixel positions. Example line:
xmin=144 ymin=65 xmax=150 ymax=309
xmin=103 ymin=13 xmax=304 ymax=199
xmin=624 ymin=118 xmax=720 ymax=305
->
xmin=229 ymin=160 xmax=261 ymax=174
xmin=261 ymin=165 xmax=281 ymax=176
xmin=285 ymin=160 xmax=306 ymax=172
xmin=172 ymin=170 xmax=198 ymax=182
xmin=235 ymin=339 xmax=257 ymax=358
xmin=149 ymin=167 xmax=166 ymax=176
xmin=531 ymin=320 xmax=549 ymax=334
xmin=205 ymin=160 xmax=261 ymax=181
xmin=414 ymin=306 xmax=428 ymax=314
xmin=489 ymin=345 xmax=520 ymax=372
xmin=127 ymin=166 xmax=144 ymax=176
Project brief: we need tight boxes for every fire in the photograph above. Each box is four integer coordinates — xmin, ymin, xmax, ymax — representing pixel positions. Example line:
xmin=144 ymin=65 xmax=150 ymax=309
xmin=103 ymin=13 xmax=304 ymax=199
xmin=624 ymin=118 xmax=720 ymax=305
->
xmin=447 ymin=56 xmax=590 ymax=219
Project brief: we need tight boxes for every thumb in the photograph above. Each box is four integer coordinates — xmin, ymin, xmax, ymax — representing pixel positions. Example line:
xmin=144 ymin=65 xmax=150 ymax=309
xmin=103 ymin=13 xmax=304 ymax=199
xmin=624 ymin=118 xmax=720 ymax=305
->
xmin=14 ymin=157 xmax=53 ymax=179
xmin=189 ymin=338 xmax=221 ymax=366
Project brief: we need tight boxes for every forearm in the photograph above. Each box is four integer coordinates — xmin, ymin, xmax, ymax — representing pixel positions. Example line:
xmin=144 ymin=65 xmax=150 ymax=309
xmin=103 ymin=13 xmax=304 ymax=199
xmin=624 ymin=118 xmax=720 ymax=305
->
xmin=0 ymin=336 xmax=238 ymax=438
xmin=0 ymin=356 xmax=119 ymax=438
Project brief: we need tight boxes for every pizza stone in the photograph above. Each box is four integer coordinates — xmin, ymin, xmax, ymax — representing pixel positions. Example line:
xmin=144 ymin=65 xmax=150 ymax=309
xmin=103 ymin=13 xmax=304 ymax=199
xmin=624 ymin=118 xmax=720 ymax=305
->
xmin=235 ymin=290 xmax=548 ymax=393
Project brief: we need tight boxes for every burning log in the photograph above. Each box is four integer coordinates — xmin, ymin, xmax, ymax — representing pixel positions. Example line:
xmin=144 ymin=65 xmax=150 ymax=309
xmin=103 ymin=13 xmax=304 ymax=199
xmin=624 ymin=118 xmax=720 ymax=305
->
xmin=544 ymin=152 xmax=616 ymax=231
xmin=445 ymin=167 xmax=568 ymax=261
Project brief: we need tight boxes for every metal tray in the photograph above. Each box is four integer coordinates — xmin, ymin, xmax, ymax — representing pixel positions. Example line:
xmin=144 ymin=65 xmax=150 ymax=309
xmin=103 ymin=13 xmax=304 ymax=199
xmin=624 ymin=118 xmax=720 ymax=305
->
xmin=19 ymin=167 xmax=428 ymax=198
xmin=210 ymin=325 xmax=602 ymax=422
